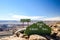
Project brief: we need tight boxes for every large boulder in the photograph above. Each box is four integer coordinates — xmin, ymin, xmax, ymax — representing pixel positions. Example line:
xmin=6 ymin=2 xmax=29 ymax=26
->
xmin=29 ymin=34 xmax=47 ymax=40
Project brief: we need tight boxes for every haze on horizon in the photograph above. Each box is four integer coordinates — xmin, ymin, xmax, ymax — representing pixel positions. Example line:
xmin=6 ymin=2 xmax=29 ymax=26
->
xmin=0 ymin=0 xmax=60 ymax=21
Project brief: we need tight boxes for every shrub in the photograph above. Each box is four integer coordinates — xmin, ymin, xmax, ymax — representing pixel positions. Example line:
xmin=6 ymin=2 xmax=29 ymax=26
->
xmin=24 ymin=21 xmax=51 ymax=36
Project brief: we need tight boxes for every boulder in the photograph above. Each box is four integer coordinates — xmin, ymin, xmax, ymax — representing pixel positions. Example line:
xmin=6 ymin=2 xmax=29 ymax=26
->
xmin=29 ymin=34 xmax=47 ymax=40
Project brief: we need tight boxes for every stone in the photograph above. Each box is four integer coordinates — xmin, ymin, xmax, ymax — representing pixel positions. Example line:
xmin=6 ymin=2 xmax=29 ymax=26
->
xmin=29 ymin=34 xmax=47 ymax=40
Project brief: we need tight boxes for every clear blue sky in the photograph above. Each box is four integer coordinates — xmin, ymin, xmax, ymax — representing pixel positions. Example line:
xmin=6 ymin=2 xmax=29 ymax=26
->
xmin=0 ymin=0 xmax=60 ymax=20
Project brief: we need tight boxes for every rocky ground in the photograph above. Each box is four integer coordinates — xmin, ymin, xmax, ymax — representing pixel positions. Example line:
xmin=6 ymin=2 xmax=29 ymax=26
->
xmin=0 ymin=30 xmax=60 ymax=40
xmin=0 ymin=24 xmax=60 ymax=40
xmin=0 ymin=34 xmax=48 ymax=40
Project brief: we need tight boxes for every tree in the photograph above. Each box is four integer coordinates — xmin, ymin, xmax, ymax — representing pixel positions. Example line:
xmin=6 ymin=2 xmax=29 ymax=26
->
xmin=26 ymin=19 xmax=31 ymax=26
xmin=24 ymin=21 xmax=51 ymax=36
xmin=20 ymin=19 xmax=25 ymax=28
xmin=20 ymin=19 xmax=31 ymax=28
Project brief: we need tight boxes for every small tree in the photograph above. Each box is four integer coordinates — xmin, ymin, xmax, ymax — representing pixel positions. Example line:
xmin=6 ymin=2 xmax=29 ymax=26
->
xmin=26 ymin=19 xmax=31 ymax=26
xmin=20 ymin=19 xmax=31 ymax=28
xmin=20 ymin=19 xmax=25 ymax=28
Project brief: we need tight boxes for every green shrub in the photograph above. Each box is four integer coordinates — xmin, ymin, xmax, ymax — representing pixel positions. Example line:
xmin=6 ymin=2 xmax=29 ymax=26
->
xmin=24 ymin=21 xmax=51 ymax=36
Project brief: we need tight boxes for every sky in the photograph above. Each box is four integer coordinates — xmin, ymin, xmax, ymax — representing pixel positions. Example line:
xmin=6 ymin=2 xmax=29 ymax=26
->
xmin=0 ymin=0 xmax=60 ymax=21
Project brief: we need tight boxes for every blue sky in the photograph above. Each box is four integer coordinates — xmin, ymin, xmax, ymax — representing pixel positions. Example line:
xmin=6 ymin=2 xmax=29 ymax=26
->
xmin=0 ymin=0 xmax=60 ymax=20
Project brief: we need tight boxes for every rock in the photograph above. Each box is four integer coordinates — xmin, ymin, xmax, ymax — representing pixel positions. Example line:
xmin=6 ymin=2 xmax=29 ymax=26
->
xmin=15 ymin=32 xmax=20 ymax=37
xmin=12 ymin=34 xmax=17 ymax=37
xmin=10 ymin=37 xmax=20 ymax=40
xmin=50 ymin=39 xmax=54 ymax=40
xmin=24 ymin=36 xmax=28 ymax=39
xmin=0 ymin=34 xmax=47 ymax=40
xmin=29 ymin=34 xmax=47 ymax=40
xmin=1 ymin=37 xmax=10 ymax=40
xmin=19 ymin=33 xmax=24 ymax=37
xmin=57 ymin=32 xmax=60 ymax=37
xmin=19 ymin=38 xmax=28 ymax=40
xmin=51 ymin=27 xmax=58 ymax=35
xmin=19 ymin=33 xmax=28 ymax=39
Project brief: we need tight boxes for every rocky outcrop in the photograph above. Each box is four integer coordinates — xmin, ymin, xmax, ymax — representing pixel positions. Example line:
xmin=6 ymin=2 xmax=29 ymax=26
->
xmin=0 ymin=34 xmax=47 ymax=40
